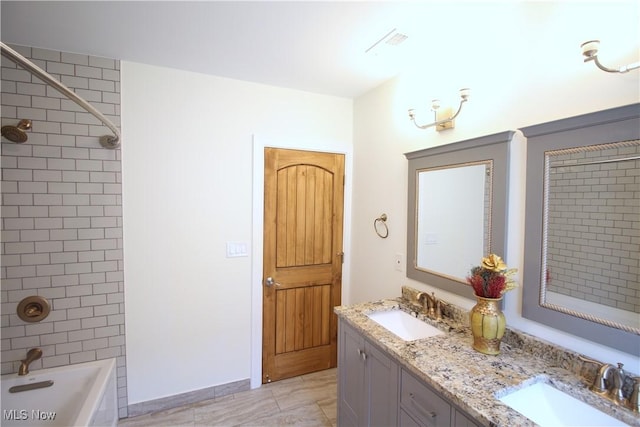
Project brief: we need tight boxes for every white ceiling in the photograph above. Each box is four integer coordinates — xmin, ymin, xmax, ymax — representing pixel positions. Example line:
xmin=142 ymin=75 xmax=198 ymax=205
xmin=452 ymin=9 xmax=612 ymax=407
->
xmin=2 ymin=1 xmax=639 ymax=98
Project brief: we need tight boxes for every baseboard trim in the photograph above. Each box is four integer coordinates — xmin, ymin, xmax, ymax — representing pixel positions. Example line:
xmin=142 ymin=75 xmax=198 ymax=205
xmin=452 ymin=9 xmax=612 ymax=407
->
xmin=125 ymin=378 xmax=251 ymax=418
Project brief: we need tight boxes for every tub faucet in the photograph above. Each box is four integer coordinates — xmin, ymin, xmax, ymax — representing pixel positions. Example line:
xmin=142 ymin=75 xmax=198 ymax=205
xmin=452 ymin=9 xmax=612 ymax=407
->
xmin=18 ymin=348 xmax=42 ymax=376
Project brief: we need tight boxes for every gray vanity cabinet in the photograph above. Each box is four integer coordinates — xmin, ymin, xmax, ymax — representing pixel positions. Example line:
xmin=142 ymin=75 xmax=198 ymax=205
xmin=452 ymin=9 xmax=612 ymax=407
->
xmin=338 ymin=318 xmax=482 ymax=427
xmin=338 ymin=321 xmax=399 ymax=427
xmin=452 ymin=410 xmax=480 ymax=427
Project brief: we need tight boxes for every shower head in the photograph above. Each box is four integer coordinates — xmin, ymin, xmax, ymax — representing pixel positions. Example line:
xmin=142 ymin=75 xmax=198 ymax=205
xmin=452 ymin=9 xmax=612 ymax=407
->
xmin=1 ymin=119 xmax=32 ymax=143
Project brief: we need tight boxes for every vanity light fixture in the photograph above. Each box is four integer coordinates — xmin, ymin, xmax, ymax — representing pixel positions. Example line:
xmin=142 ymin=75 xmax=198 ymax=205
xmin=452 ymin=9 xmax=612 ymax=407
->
xmin=581 ymin=40 xmax=640 ymax=74
xmin=408 ymin=88 xmax=470 ymax=131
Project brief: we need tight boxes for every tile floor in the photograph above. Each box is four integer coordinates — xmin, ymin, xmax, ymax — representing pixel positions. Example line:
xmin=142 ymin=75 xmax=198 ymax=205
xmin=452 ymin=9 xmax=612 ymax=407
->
xmin=118 ymin=368 xmax=337 ymax=426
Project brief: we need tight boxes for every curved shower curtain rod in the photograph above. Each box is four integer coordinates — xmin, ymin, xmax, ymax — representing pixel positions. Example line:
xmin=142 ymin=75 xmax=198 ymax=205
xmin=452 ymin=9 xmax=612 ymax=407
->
xmin=0 ymin=42 xmax=121 ymax=148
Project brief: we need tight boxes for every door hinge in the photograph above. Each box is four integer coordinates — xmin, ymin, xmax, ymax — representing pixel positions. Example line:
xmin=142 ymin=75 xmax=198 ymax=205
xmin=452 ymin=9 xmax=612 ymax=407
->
xmin=337 ymin=252 xmax=344 ymax=264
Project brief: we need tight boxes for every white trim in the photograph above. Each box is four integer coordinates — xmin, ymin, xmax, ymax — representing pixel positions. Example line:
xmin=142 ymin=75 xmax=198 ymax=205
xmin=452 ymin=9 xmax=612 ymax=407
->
xmin=250 ymin=135 xmax=353 ymax=389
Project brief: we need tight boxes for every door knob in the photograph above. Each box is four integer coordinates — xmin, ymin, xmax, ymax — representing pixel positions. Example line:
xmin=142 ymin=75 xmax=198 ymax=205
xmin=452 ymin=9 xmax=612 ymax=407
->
xmin=265 ymin=277 xmax=281 ymax=287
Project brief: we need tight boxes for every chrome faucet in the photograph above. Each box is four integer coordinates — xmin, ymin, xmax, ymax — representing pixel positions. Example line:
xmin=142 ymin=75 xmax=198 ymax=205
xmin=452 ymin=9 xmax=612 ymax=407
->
xmin=609 ymin=363 xmax=627 ymax=406
xmin=18 ymin=348 xmax=42 ymax=376
xmin=581 ymin=356 xmax=637 ymax=411
xmin=416 ymin=292 xmax=442 ymax=321
xmin=590 ymin=362 xmax=613 ymax=395
xmin=629 ymin=377 xmax=640 ymax=413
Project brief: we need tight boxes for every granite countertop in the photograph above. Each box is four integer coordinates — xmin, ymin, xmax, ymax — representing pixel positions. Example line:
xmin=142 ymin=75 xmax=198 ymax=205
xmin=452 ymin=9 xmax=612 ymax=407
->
xmin=335 ymin=296 xmax=639 ymax=427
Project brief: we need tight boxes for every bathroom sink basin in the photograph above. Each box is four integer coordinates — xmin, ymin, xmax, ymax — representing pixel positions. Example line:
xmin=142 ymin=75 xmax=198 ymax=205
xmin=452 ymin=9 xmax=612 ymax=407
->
xmin=366 ymin=310 xmax=444 ymax=341
xmin=498 ymin=381 xmax=626 ymax=426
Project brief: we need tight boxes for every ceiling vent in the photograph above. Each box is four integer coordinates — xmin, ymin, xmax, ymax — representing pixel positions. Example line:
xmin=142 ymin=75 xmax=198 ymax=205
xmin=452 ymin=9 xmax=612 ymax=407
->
xmin=365 ymin=28 xmax=408 ymax=56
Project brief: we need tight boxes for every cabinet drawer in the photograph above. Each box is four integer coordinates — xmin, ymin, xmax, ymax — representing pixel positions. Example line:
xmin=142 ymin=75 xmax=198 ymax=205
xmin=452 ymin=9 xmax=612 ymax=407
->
xmin=399 ymin=408 xmax=422 ymax=427
xmin=400 ymin=369 xmax=451 ymax=427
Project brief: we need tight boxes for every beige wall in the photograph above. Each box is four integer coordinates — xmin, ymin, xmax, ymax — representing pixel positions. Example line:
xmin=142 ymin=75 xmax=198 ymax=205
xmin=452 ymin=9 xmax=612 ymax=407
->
xmin=121 ymin=62 xmax=352 ymax=404
xmin=350 ymin=46 xmax=639 ymax=368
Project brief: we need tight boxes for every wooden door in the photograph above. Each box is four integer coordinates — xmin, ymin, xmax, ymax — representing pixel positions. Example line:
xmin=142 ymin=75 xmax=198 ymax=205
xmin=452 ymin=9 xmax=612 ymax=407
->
xmin=262 ymin=147 xmax=345 ymax=383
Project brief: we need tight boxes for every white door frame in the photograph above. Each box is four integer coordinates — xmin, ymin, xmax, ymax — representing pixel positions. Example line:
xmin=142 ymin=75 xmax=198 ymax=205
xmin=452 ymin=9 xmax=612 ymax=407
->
xmin=251 ymin=135 xmax=353 ymax=388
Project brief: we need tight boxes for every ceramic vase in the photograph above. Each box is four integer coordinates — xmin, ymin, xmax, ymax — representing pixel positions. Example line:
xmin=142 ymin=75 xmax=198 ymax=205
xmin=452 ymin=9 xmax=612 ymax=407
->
xmin=470 ymin=296 xmax=505 ymax=355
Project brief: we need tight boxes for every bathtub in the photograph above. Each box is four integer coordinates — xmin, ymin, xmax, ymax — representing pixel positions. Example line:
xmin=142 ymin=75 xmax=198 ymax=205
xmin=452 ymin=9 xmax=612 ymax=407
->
xmin=1 ymin=358 xmax=117 ymax=427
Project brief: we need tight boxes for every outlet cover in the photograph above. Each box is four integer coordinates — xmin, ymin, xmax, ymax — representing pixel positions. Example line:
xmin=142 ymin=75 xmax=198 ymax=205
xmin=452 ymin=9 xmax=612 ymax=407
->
xmin=395 ymin=253 xmax=404 ymax=272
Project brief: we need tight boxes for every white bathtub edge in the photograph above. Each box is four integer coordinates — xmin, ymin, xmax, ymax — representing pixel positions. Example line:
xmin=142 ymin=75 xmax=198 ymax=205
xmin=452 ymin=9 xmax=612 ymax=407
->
xmin=73 ymin=358 xmax=117 ymax=427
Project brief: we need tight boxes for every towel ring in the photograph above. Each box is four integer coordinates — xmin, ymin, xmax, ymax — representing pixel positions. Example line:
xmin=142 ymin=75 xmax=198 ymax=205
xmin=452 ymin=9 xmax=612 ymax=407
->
xmin=374 ymin=213 xmax=389 ymax=238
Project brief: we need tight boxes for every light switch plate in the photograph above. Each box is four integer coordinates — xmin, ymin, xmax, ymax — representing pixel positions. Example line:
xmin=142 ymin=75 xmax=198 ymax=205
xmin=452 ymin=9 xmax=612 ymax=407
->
xmin=226 ymin=241 xmax=248 ymax=258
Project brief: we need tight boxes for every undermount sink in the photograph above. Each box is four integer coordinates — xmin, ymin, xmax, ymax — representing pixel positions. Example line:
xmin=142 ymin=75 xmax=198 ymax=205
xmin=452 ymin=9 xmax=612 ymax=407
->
xmin=498 ymin=381 xmax=626 ymax=427
xmin=367 ymin=310 xmax=444 ymax=341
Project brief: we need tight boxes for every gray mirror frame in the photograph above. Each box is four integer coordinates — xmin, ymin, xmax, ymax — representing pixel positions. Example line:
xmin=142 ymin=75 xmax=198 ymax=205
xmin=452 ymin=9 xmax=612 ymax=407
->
xmin=405 ymin=131 xmax=515 ymax=299
xmin=521 ymin=103 xmax=640 ymax=355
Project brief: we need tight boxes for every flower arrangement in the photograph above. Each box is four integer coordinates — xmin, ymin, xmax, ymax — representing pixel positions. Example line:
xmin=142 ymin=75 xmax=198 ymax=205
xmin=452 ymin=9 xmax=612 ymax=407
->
xmin=467 ymin=254 xmax=517 ymax=299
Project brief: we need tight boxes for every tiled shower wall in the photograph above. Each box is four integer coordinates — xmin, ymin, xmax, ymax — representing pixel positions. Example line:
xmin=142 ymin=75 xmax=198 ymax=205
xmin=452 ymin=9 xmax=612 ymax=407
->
xmin=1 ymin=44 xmax=128 ymax=417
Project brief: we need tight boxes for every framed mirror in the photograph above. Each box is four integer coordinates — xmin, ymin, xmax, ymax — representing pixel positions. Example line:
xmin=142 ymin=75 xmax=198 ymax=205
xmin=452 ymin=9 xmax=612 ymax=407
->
xmin=406 ymin=131 xmax=515 ymax=299
xmin=522 ymin=104 xmax=640 ymax=354
xmin=416 ymin=161 xmax=492 ymax=280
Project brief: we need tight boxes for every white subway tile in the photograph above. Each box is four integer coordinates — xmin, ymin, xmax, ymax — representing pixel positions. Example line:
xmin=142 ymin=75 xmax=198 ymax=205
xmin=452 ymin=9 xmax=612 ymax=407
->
xmin=3 ymin=194 xmax=33 ymax=206
xmin=40 ymin=332 xmax=69 ymax=346
xmin=25 ymin=322 xmax=54 ymax=336
xmin=3 ymin=169 xmax=33 ymax=181
xmin=90 ymin=195 xmax=116 ymax=205
xmin=42 ymin=354 xmax=70 ymax=369
xmin=34 ymin=241 xmax=63 ymax=253
xmin=33 ymin=170 xmax=62 ymax=181
xmin=62 ymin=194 xmax=90 ymax=205
xmin=48 ymin=276 xmax=76 ymax=290
xmin=65 ymin=284 xmax=93 ymax=298
xmin=70 ymin=350 xmax=96 ymax=364
xmin=54 ymin=319 xmax=81 ymax=333
xmin=48 ymin=206 xmax=77 ymax=217
xmin=62 ymin=170 xmax=90 ymax=182
xmin=33 ymin=194 xmax=62 ymax=205
xmin=53 ymin=297 xmax=80 ymax=310
xmin=18 ymin=157 xmax=46 ymax=169
xmin=67 ymin=307 xmax=94 ymax=320
xmin=82 ymin=337 xmax=108 ymax=351
xmin=50 ymin=252 xmax=78 ymax=264
xmin=36 ymin=263 xmax=64 ymax=276
xmin=18 ymin=181 xmax=48 ymax=193
xmin=62 ymin=239 xmax=89 ymax=251
xmin=76 ymin=159 xmax=103 ymax=171
xmin=47 ymin=158 xmax=76 ymax=170
xmin=4 ymin=218 xmax=34 ymax=230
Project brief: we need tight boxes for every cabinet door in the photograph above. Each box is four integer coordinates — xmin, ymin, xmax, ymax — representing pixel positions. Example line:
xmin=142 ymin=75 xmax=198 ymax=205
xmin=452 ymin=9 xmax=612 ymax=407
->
xmin=452 ymin=409 xmax=482 ymax=427
xmin=365 ymin=341 xmax=398 ymax=427
xmin=338 ymin=320 xmax=399 ymax=427
xmin=338 ymin=322 xmax=366 ymax=427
